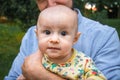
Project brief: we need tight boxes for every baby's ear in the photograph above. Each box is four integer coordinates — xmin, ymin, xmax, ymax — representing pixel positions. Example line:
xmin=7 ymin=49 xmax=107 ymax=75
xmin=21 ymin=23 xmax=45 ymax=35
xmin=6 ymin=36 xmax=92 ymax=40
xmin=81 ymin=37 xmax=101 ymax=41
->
xmin=73 ymin=32 xmax=81 ymax=44
xmin=34 ymin=28 xmax=38 ymax=38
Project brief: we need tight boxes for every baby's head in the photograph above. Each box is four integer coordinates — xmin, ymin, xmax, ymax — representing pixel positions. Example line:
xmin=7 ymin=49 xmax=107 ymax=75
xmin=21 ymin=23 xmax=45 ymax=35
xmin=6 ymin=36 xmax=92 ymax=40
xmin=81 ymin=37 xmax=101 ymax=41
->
xmin=36 ymin=5 xmax=80 ymax=63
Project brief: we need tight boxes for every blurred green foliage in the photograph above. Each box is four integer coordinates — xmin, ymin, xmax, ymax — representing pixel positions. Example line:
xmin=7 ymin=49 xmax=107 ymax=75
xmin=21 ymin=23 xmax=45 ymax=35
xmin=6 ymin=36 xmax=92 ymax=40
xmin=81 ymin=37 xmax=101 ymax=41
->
xmin=0 ymin=23 xmax=25 ymax=80
xmin=0 ymin=0 xmax=39 ymax=31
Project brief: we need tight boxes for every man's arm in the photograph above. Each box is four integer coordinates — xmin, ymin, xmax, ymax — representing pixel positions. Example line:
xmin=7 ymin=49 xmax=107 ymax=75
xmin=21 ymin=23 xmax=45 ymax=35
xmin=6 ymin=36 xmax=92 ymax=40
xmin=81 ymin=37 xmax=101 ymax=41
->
xmin=93 ymin=28 xmax=120 ymax=80
xmin=78 ymin=17 xmax=120 ymax=80
xmin=22 ymin=50 xmax=65 ymax=80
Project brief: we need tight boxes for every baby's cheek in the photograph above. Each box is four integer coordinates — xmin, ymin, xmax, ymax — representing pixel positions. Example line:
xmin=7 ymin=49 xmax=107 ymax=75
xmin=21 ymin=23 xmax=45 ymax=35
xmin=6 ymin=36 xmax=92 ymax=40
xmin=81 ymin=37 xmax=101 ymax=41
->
xmin=62 ymin=43 xmax=72 ymax=52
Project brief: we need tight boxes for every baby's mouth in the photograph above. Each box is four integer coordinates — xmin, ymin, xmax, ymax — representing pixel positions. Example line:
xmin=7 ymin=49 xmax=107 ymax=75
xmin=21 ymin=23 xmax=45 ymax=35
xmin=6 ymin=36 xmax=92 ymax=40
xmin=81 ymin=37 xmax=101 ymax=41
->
xmin=48 ymin=47 xmax=61 ymax=50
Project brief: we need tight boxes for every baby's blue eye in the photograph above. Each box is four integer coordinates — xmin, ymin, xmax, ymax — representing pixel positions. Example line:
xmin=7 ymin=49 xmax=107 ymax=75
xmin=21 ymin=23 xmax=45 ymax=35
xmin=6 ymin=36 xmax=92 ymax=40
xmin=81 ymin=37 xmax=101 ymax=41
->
xmin=45 ymin=30 xmax=51 ymax=35
xmin=61 ymin=31 xmax=67 ymax=36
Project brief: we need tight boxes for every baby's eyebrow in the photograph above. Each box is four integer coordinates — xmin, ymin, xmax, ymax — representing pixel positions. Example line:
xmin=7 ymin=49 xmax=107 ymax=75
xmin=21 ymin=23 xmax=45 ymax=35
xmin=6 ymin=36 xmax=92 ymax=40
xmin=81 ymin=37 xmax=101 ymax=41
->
xmin=41 ymin=25 xmax=52 ymax=30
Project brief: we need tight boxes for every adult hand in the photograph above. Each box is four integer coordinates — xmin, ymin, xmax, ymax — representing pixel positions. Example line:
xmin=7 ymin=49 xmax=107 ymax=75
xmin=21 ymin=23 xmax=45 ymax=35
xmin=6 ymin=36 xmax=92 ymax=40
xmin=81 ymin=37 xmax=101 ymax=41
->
xmin=22 ymin=49 xmax=43 ymax=80
xmin=22 ymin=49 xmax=65 ymax=80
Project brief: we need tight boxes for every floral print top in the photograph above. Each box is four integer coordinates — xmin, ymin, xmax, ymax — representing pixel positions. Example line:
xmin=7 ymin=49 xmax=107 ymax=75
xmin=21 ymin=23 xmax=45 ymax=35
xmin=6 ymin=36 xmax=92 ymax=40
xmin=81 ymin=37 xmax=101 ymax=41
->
xmin=42 ymin=49 xmax=106 ymax=80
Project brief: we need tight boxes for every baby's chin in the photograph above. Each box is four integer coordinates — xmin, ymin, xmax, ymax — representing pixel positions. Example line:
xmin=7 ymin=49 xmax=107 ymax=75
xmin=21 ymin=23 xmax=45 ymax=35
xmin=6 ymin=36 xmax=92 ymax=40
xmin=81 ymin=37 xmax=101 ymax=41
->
xmin=47 ymin=53 xmax=61 ymax=59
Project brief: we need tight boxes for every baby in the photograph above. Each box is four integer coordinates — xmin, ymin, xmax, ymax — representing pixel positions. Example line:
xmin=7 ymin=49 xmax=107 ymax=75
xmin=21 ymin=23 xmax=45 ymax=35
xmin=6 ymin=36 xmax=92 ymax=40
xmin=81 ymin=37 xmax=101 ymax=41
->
xmin=18 ymin=5 xmax=106 ymax=80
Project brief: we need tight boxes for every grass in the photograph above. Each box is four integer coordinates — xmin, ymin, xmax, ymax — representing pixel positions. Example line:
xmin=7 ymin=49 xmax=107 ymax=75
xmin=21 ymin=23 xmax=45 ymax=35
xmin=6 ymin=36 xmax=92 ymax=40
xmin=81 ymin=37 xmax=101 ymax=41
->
xmin=0 ymin=19 xmax=120 ymax=80
xmin=0 ymin=23 xmax=25 ymax=80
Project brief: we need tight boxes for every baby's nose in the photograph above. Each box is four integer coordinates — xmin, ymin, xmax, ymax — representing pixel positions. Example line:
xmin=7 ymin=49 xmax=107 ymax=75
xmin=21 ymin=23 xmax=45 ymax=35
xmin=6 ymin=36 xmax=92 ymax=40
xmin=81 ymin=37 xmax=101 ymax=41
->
xmin=49 ymin=34 xmax=60 ymax=44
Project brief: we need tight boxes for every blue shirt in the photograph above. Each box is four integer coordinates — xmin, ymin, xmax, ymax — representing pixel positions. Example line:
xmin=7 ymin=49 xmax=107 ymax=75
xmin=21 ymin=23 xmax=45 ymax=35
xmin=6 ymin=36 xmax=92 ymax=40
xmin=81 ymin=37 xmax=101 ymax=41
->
xmin=5 ymin=9 xmax=120 ymax=80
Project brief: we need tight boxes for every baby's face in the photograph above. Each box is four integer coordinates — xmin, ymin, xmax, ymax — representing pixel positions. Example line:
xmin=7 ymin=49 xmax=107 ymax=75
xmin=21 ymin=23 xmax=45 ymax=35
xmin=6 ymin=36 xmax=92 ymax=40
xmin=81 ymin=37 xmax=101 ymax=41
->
xmin=36 ymin=13 xmax=79 ymax=62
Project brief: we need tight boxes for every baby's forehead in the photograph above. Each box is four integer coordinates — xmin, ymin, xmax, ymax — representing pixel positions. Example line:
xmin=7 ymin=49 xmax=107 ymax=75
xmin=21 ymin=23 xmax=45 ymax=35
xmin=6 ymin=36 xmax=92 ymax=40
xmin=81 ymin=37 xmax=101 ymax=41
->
xmin=39 ymin=5 xmax=77 ymax=19
xmin=37 ymin=5 xmax=78 ymax=31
